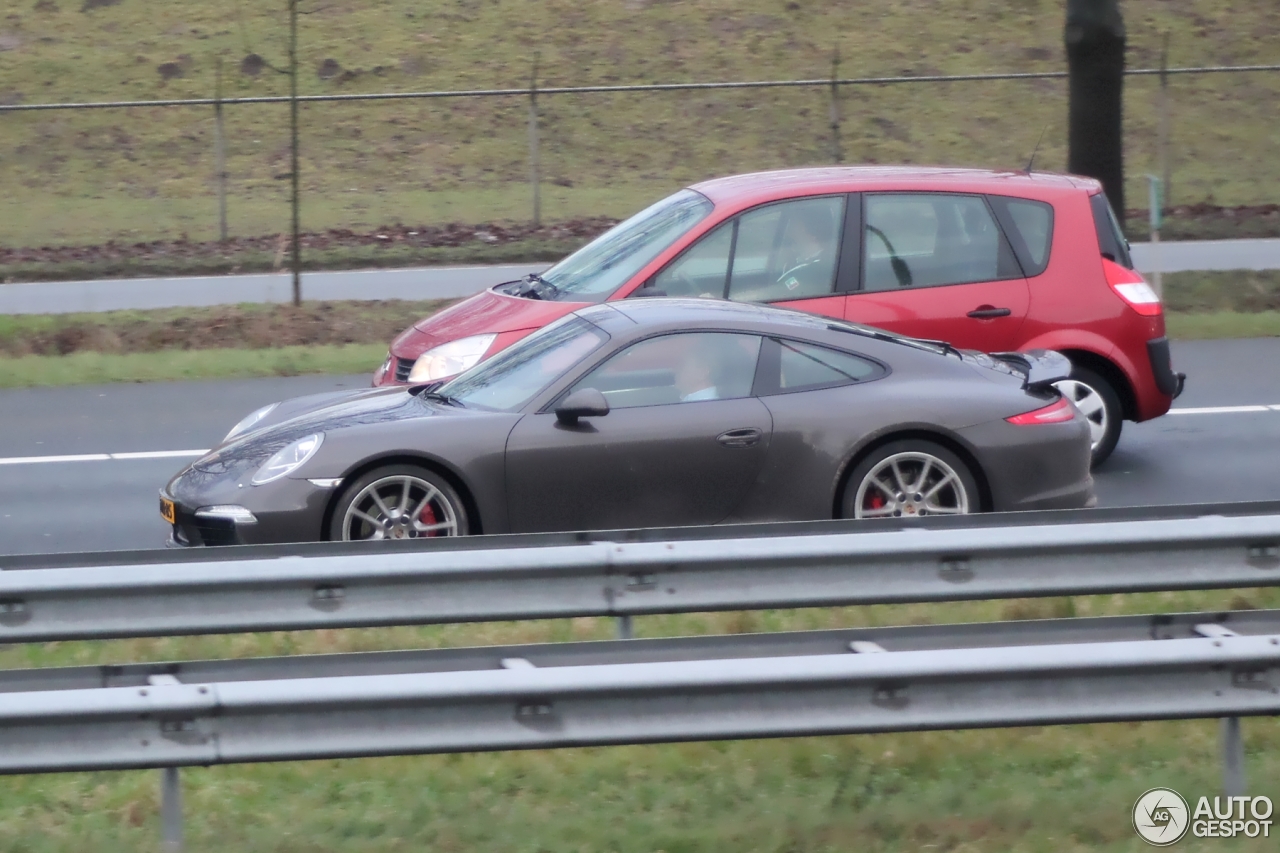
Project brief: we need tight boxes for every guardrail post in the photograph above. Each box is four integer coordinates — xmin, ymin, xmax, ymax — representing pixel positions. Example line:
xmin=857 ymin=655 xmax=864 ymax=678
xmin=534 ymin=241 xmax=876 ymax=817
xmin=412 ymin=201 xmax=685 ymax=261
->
xmin=616 ymin=615 xmax=633 ymax=640
xmin=161 ymin=766 xmax=184 ymax=851
xmin=1221 ymin=716 xmax=1246 ymax=797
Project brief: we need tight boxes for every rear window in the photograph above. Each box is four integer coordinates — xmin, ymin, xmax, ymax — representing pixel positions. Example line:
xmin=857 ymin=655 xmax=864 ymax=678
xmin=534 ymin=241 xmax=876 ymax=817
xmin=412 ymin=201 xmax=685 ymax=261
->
xmin=1089 ymin=193 xmax=1133 ymax=269
xmin=988 ymin=196 xmax=1054 ymax=277
xmin=757 ymin=337 xmax=885 ymax=395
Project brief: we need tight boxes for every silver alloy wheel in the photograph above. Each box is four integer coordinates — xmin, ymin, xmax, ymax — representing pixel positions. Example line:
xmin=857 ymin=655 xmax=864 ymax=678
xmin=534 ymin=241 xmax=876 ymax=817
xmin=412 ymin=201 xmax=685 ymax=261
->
xmin=340 ymin=474 xmax=460 ymax=541
xmin=852 ymin=451 xmax=970 ymax=519
xmin=1052 ymin=378 xmax=1107 ymax=450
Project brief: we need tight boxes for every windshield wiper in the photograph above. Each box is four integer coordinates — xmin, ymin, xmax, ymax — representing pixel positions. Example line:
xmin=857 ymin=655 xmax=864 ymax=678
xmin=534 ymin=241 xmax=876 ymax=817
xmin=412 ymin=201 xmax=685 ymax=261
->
xmin=511 ymin=273 xmax=560 ymax=301
xmin=421 ymin=390 xmax=465 ymax=408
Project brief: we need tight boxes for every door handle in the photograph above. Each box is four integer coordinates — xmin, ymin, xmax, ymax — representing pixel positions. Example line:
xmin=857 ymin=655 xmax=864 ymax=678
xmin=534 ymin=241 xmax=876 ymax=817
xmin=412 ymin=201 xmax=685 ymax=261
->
xmin=966 ymin=306 xmax=1012 ymax=319
xmin=717 ymin=428 xmax=762 ymax=448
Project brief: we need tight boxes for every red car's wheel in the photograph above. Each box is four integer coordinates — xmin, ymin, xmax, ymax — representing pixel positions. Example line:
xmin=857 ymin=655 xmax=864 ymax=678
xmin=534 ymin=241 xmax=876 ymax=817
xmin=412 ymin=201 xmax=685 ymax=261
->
xmin=1053 ymin=366 xmax=1122 ymax=467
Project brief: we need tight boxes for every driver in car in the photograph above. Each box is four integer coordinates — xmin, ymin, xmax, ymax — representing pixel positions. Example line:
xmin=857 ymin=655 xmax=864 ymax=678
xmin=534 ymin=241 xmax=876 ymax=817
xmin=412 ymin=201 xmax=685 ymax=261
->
xmin=775 ymin=203 xmax=838 ymax=296
xmin=674 ymin=335 xmax=747 ymax=402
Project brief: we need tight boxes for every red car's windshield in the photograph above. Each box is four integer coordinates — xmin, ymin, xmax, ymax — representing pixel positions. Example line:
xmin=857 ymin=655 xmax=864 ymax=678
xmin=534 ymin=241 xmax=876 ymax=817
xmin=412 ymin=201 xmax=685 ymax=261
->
xmin=537 ymin=189 xmax=713 ymax=302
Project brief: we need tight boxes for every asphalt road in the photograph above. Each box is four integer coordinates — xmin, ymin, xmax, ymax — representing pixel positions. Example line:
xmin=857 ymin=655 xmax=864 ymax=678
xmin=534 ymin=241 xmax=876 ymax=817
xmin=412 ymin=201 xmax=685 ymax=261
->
xmin=0 ymin=338 xmax=1275 ymax=557
xmin=2 ymin=238 xmax=1277 ymax=315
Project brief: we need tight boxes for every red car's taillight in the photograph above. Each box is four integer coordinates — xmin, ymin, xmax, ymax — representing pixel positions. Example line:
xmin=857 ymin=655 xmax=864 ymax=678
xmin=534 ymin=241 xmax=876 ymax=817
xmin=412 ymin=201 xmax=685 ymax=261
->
xmin=1006 ymin=396 xmax=1075 ymax=425
xmin=1103 ymin=257 xmax=1162 ymax=317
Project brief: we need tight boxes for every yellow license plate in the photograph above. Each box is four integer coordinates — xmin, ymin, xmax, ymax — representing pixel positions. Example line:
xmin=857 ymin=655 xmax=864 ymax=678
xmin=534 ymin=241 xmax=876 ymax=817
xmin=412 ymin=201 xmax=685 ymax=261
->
xmin=160 ymin=497 xmax=176 ymax=525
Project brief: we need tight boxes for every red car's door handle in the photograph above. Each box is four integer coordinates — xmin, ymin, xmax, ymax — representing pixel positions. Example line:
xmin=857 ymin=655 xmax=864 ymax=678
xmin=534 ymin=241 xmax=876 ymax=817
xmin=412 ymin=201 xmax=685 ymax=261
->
xmin=717 ymin=428 xmax=763 ymax=448
xmin=967 ymin=306 xmax=1013 ymax=319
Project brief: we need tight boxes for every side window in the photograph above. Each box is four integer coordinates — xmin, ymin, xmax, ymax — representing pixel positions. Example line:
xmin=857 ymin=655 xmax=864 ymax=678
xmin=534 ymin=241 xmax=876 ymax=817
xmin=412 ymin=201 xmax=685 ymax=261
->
xmin=650 ymin=221 xmax=733 ymax=298
xmin=989 ymin=196 xmax=1054 ymax=276
xmin=568 ymin=332 xmax=762 ymax=409
xmin=863 ymin=193 xmax=1019 ymax=292
xmin=726 ymin=196 xmax=844 ymax=303
xmin=758 ymin=338 xmax=882 ymax=395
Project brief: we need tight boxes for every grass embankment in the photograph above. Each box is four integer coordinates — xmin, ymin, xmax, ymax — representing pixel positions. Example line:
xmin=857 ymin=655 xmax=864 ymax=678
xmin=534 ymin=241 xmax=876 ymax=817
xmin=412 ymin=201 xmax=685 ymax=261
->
xmin=0 ymin=0 xmax=1276 ymax=256
xmin=1162 ymin=269 xmax=1280 ymax=339
xmin=0 ymin=299 xmax=452 ymax=388
xmin=1 ymin=589 xmax=1277 ymax=851
xmin=0 ymin=225 xmax=602 ymax=284
xmin=0 ymin=271 xmax=1276 ymax=388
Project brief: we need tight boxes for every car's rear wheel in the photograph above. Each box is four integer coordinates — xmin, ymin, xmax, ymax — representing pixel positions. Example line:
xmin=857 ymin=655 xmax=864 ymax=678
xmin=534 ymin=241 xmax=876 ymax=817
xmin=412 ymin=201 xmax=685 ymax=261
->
xmin=1052 ymin=367 xmax=1121 ymax=467
xmin=329 ymin=465 xmax=469 ymax=541
xmin=841 ymin=440 xmax=980 ymax=520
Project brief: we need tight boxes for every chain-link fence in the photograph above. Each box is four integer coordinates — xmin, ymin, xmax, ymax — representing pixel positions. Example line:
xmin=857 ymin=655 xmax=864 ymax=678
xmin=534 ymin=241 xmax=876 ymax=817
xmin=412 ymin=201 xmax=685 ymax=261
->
xmin=1 ymin=63 xmax=1277 ymax=253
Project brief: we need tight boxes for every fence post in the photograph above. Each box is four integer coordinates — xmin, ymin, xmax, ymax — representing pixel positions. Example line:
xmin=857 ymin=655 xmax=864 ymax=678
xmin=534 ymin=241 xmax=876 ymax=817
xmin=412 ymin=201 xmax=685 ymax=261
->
xmin=1221 ymin=717 xmax=1246 ymax=797
xmin=1158 ymin=33 xmax=1171 ymax=209
xmin=1145 ymin=174 xmax=1162 ymax=297
xmin=616 ymin=615 xmax=633 ymax=640
xmin=828 ymin=46 xmax=842 ymax=165
xmin=288 ymin=0 xmax=302 ymax=306
xmin=161 ymin=766 xmax=184 ymax=851
xmin=214 ymin=58 xmax=228 ymax=243
xmin=528 ymin=54 xmax=541 ymax=227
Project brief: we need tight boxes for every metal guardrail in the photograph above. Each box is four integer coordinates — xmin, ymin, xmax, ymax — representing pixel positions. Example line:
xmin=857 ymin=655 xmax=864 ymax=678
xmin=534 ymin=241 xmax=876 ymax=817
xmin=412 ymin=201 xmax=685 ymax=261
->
xmin=1 ymin=607 xmax=1275 ymax=695
xmin=3 ymin=626 xmax=1278 ymax=775
xmin=1 ymin=512 xmax=1278 ymax=643
xmin=2 ymin=507 xmax=1279 ymax=848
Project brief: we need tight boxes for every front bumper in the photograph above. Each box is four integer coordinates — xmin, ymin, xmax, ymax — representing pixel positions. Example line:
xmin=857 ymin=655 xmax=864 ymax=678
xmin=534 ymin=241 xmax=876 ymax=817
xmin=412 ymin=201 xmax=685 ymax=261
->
xmin=162 ymin=476 xmax=338 ymax=547
xmin=165 ymin=501 xmax=253 ymax=547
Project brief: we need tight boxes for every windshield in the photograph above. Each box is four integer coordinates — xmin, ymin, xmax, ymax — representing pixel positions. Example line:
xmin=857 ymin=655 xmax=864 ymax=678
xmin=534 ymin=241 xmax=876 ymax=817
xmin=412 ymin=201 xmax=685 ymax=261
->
xmin=539 ymin=189 xmax=714 ymax=302
xmin=439 ymin=316 xmax=609 ymax=411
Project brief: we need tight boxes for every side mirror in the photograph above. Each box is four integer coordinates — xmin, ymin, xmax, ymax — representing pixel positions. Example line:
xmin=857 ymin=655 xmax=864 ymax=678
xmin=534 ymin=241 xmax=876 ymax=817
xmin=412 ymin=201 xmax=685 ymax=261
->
xmin=555 ymin=387 xmax=610 ymax=425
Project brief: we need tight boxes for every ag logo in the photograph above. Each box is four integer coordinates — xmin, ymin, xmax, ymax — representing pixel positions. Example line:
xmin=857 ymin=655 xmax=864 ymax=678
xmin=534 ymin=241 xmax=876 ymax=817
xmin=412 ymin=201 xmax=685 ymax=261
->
xmin=1133 ymin=788 xmax=1190 ymax=846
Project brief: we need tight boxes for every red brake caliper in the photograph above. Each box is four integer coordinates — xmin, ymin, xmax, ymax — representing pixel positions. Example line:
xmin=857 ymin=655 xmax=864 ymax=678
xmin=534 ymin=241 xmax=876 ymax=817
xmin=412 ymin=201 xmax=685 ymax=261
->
xmin=419 ymin=501 xmax=439 ymax=537
xmin=866 ymin=493 xmax=885 ymax=511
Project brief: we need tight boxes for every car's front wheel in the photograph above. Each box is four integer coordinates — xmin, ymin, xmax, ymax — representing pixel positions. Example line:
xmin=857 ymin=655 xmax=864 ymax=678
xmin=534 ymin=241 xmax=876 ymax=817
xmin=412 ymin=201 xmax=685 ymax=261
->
xmin=329 ymin=465 xmax=470 ymax=541
xmin=1052 ymin=367 xmax=1122 ymax=467
xmin=841 ymin=439 xmax=980 ymax=520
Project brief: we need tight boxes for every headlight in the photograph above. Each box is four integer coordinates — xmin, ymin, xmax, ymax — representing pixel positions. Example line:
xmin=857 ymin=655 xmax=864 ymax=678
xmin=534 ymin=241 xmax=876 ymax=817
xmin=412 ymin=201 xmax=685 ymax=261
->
xmin=406 ymin=334 xmax=497 ymax=383
xmin=251 ymin=433 xmax=324 ymax=485
xmin=224 ymin=403 xmax=279 ymax=442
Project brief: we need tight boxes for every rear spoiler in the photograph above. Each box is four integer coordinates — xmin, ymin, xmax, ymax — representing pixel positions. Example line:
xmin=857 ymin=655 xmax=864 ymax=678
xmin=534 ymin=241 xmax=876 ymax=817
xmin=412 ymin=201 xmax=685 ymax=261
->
xmin=990 ymin=349 xmax=1072 ymax=390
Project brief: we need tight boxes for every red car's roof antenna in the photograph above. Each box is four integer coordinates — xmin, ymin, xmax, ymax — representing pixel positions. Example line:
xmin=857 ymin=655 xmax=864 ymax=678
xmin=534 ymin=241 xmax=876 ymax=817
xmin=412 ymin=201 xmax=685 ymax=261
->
xmin=1024 ymin=125 xmax=1049 ymax=175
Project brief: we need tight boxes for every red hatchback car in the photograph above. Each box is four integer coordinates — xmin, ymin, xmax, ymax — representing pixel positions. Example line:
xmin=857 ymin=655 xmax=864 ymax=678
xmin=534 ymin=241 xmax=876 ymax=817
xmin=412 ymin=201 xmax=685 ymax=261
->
xmin=375 ymin=167 xmax=1183 ymax=464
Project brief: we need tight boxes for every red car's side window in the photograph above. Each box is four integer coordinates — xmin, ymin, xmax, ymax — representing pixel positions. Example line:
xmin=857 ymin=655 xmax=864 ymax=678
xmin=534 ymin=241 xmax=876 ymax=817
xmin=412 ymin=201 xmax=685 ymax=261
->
xmin=862 ymin=193 xmax=1022 ymax=292
xmin=643 ymin=196 xmax=847 ymax=305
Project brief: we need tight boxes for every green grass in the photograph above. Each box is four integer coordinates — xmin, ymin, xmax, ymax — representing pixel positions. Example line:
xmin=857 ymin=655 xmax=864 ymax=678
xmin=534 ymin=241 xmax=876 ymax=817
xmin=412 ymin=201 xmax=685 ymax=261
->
xmin=1163 ymin=270 xmax=1280 ymax=314
xmin=1164 ymin=311 xmax=1280 ymax=339
xmin=1 ymin=590 xmax=1277 ymax=851
xmin=0 ymin=299 xmax=453 ymax=357
xmin=0 ymin=343 xmax=386 ymax=388
xmin=0 ymin=0 xmax=1276 ymax=250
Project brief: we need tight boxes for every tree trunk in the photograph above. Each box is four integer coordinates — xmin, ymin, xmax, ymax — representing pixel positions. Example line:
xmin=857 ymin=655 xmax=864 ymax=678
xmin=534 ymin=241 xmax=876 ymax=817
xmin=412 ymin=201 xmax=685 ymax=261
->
xmin=1065 ymin=0 xmax=1126 ymax=228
